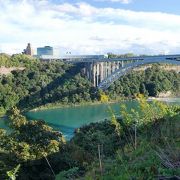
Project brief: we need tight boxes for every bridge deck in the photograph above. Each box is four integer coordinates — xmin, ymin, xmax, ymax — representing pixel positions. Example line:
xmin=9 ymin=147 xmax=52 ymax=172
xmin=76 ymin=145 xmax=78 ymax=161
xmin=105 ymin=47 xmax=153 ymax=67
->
xmin=41 ymin=54 xmax=180 ymax=63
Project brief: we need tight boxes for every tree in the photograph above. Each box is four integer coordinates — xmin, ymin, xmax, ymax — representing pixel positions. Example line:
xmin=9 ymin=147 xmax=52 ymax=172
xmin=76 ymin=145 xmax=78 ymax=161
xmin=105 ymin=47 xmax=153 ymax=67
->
xmin=0 ymin=108 xmax=66 ymax=179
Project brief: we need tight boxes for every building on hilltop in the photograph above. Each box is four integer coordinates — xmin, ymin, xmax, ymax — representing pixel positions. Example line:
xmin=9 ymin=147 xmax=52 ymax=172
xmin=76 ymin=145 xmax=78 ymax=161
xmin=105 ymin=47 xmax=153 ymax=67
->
xmin=23 ymin=43 xmax=33 ymax=56
xmin=37 ymin=46 xmax=53 ymax=57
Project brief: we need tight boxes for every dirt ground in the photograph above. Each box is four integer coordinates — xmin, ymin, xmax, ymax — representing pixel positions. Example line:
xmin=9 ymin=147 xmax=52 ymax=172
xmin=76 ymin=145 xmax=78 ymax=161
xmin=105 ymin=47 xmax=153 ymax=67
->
xmin=0 ymin=66 xmax=25 ymax=75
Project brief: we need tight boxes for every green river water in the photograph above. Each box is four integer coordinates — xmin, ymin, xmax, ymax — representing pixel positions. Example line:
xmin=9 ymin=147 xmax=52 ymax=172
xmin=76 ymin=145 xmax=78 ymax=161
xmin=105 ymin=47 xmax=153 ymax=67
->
xmin=0 ymin=98 xmax=180 ymax=140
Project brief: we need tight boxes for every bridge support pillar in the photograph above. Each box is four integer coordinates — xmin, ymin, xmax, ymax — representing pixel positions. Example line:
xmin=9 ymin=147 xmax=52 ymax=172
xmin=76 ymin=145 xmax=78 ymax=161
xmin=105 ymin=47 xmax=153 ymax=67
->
xmin=96 ymin=64 xmax=99 ymax=86
xmin=92 ymin=63 xmax=96 ymax=87
xmin=99 ymin=62 xmax=104 ymax=84
xmin=91 ymin=62 xmax=105 ymax=87
xmin=85 ymin=59 xmax=137 ymax=87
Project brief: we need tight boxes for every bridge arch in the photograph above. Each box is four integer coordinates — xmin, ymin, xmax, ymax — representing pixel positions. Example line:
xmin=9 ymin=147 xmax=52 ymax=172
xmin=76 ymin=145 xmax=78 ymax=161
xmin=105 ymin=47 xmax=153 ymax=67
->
xmin=98 ymin=59 xmax=180 ymax=90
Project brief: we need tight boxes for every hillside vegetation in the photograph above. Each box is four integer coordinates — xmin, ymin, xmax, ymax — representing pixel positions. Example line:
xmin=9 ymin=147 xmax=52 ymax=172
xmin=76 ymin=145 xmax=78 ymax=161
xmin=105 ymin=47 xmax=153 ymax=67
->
xmin=0 ymin=54 xmax=97 ymax=115
xmin=0 ymin=53 xmax=179 ymax=179
xmin=107 ymin=64 xmax=180 ymax=98
xmin=0 ymin=95 xmax=179 ymax=179
xmin=0 ymin=54 xmax=180 ymax=116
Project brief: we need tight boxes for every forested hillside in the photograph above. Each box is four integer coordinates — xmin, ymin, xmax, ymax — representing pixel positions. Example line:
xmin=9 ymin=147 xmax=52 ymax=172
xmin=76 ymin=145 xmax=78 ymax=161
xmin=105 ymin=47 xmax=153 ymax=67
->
xmin=107 ymin=64 xmax=180 ymax=98
xmin=0 ymin=54 xmax=97 ymax=114
xmin=0 ymin=54 xmax=180 ymax=115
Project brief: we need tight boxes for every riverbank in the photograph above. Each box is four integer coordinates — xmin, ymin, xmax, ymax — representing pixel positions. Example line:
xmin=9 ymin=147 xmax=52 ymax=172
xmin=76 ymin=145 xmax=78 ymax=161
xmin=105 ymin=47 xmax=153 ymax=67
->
xmin=2 ymin=97 xmax=180 ymax=141
xmin=1 ymin=96 xmax=179 ymax=115
xmin=148 ymin=97 xmax=180 ymax=102
xmin=28 ymin=96 xmax=180 ymax=112
xmin=30 ymin=98 xmax=127 ymax=112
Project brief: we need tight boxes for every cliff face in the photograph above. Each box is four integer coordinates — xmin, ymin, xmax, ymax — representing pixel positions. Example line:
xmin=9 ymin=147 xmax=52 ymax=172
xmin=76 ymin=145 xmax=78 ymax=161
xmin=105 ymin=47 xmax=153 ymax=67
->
xmin=0 ymin=66 xmax=25 ymax=75
xmin=134 ymin=65 xmax=180 ymax=73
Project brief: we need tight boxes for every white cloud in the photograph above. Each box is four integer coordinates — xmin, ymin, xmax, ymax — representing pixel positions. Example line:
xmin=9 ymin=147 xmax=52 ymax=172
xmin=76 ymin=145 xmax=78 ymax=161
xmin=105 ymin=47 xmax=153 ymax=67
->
xmin=94 ymin=0 xmax=132 ymax=4
xmin=0 ymin=0 xmax=180 ymax=55
xmin=113 ymin=0 xmax=132 ymax=3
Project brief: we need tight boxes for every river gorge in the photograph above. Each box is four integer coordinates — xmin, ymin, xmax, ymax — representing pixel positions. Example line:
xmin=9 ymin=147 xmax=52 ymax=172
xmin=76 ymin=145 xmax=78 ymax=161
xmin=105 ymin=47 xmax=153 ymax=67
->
xmin=1 ymin=98 xmax=179 ymax=140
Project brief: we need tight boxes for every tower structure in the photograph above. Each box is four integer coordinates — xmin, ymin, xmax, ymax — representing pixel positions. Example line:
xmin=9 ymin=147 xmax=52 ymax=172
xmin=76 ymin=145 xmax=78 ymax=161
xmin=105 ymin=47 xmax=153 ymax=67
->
xmin=23 ymin=43 xmax=33 ymax=56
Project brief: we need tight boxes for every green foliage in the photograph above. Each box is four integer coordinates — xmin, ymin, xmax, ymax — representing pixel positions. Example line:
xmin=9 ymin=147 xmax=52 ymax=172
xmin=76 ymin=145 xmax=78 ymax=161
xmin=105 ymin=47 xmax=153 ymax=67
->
xmin=0 ymin=100 xmax=179 ymax=179
xmin=0 ymin=54 xmax=180 ymax=179
xmin=6 ymin=108 xmax=65 ymax=160
xmin=54 ymin=100 xmax=180 ymax=180
xmin=7 ymin=107 xmax=27 ymax=129
xmin=0 ymin=54 xmax=179 ymax=115
xmin=0 ymin=108 xmax=65 ymax=179
xmin=83 ymin=106 xmax=180 ymax=179
xmin=107 ymin=65 xmax=180 ymax=98
xmin=0 ymin=55 xmax=179 ymax=115
xmin=7 ymin=164 xmax=20 ymax=180
xmin=0 ymin=54 xmax=98 ymax=113
xmin=120 ymin=94 xmax=171 ymax=127
xmin=56 ymin=167 xmax=79 ymax=180
xmin=0 ymin=53 xmax=38 ymax=67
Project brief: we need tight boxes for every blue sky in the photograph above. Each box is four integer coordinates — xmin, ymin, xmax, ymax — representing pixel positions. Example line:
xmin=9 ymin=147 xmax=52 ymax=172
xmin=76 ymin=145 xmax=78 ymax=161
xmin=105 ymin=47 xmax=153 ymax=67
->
xmin=1 ymin=0 xmax=180 ymax=55
xmin=54 ymin=0 xmax=180 ymax=15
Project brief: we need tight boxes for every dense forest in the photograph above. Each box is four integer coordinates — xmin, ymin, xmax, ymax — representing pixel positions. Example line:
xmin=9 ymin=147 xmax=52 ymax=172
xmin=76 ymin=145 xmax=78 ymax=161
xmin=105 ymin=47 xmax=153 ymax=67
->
xmin=107 ymin=65 xmax=180 ymax=98
xmin=0 ymin=54 xmax=180 ymax=115
xmin=0 ymin=54 xmax=96 ymax=115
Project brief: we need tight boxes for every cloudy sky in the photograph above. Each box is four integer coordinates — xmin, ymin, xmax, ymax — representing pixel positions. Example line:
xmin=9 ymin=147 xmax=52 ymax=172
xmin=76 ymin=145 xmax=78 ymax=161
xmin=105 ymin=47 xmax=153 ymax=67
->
xmin=1 ymin=0 xmax=180 ymax=55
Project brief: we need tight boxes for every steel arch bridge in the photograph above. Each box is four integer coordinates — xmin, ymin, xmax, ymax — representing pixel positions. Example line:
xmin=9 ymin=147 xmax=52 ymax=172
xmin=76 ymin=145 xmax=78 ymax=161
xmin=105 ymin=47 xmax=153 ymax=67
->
xmin=98 ymin=59 xmax=180 ymax=90
xmin=40 ymin=54 xmax=180 ymax=89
